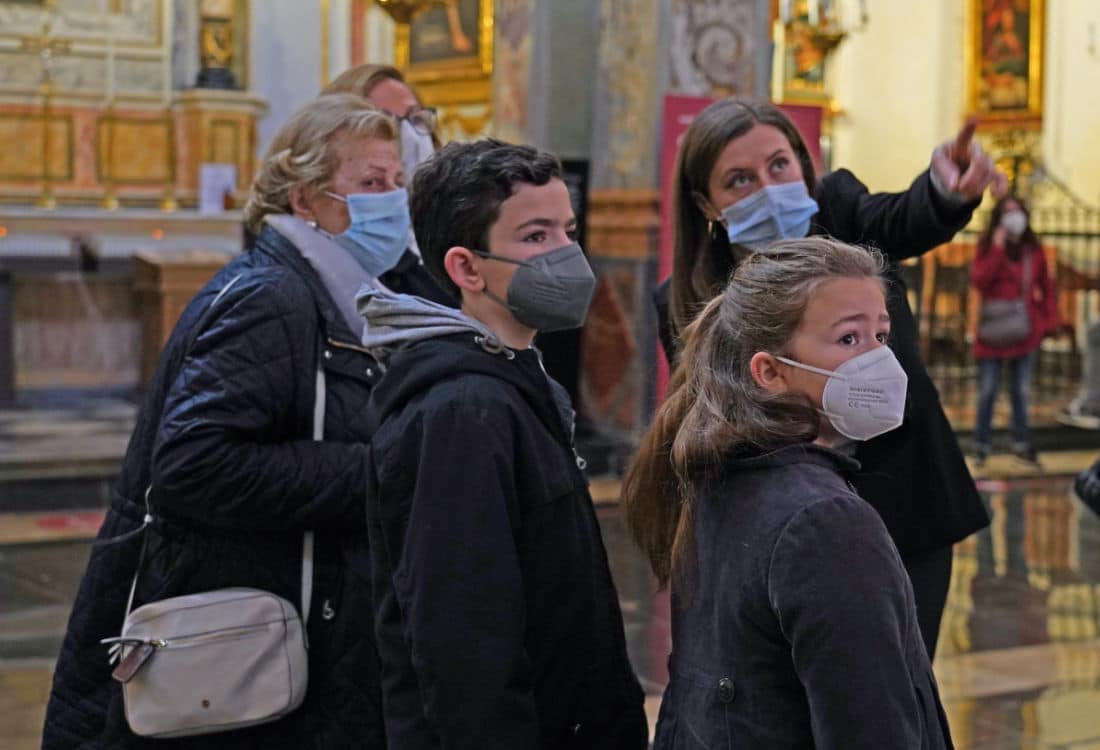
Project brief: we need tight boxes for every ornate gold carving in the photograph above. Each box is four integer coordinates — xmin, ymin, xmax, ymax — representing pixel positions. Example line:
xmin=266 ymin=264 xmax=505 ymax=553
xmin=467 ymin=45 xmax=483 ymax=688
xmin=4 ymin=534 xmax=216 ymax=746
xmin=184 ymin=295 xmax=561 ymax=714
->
xmin=436 ymin=104 xmax=491 ymax=140
xmin=197 ymin=0 xmax=249 ymax=89
xmin=588 ymin=188 xmax=660 ymax=260
xmin=394 ymin=0 xmax=493 ymax=98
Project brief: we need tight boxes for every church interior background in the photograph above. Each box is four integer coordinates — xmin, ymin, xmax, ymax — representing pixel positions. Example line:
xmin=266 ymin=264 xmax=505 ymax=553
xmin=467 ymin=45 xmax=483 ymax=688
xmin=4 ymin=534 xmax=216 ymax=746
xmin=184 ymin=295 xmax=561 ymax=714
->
xmin=2 ymin=1 xmax=1100 ymax=747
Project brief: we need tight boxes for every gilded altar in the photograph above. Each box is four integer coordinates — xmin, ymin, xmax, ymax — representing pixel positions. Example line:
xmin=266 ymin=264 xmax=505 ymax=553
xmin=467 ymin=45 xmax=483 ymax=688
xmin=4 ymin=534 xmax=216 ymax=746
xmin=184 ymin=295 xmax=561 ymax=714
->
xmin=0 ymin=0 xmax=265 ymax=209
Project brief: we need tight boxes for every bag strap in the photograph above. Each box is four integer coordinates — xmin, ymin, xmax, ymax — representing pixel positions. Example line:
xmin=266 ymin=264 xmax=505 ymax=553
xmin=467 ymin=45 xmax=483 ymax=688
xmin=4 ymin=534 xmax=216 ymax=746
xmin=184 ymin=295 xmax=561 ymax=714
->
xmin=121 ymin=273 xmax=322 ymax=632
xmin=301 ymin=366 xmax=325 ymax=625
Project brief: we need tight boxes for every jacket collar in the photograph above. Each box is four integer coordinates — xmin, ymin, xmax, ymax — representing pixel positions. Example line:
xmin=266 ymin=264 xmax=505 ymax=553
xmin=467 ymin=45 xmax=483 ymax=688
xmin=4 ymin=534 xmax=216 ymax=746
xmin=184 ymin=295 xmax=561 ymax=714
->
xmin=368 ymin=332 xmax=574 ymax=448
xmin=725 ymin=443 xmax=861 ymax=477
xmin=252 ymin=221 xmax=361 ymax=346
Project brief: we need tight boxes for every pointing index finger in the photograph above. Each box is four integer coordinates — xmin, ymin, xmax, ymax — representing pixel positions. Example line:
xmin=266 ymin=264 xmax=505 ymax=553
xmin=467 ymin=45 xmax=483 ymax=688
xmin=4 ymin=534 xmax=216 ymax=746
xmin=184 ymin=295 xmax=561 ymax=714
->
xmin=953 ymin=118 xmax=978 ymax=163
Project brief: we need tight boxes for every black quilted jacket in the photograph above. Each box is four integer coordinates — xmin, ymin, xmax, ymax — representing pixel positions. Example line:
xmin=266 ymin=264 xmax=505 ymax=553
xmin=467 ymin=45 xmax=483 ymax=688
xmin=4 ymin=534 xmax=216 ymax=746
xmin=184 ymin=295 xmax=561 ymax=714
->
xmin=42 ymin=224 xmax=446 ymax=748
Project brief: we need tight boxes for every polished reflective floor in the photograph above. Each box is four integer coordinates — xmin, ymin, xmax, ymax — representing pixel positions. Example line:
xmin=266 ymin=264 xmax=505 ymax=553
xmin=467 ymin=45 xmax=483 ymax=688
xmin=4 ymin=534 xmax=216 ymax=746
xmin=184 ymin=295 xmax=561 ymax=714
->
xmin=4 ymin=455 xmax=1100 ymax=747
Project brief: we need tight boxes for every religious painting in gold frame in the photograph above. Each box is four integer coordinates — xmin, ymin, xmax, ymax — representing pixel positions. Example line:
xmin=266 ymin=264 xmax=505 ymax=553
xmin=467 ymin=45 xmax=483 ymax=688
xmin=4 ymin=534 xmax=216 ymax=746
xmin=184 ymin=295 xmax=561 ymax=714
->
xmin=778 ymin=3 xmax=831 ymax=103
xmin=395 ymin=0 xmax=493 ymax=106
xmin=967 ymin=0 xmax=1044 ymax=127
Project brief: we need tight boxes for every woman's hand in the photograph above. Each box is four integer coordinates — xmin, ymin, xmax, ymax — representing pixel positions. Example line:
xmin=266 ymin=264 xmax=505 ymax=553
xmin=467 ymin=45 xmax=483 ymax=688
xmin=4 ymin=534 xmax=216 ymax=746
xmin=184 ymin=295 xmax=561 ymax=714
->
xmin=992 ymin=225 xmax=1007 ymax=247
xmin=930 ymin=119 xmax=1009 ymax=201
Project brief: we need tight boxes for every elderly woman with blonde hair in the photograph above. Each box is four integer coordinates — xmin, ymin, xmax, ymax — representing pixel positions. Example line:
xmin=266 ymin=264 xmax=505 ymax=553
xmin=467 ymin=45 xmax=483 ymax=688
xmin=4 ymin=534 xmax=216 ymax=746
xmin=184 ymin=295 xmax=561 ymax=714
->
xmin=42 ymin=94 xmax=418 ymax=748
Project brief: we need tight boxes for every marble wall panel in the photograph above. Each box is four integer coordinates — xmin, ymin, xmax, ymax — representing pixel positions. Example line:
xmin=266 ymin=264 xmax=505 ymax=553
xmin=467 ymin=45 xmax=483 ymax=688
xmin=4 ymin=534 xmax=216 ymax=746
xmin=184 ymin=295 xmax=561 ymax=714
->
xmin=12 ymin=274 xmax=141 ymax=390
xmin=589 ymin=0 xmax=662 ymax=190
xmin=491 ymin=0 xmax=534 ymax=144
xmin=582 ymin=253 xmax=658 ymax=437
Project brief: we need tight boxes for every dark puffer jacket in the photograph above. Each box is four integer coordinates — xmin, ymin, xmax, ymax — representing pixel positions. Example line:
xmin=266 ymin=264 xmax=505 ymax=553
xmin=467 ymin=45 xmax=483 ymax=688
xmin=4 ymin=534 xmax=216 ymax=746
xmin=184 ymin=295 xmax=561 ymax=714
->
xmin=41 ymin=223 xmax=438 ymax=748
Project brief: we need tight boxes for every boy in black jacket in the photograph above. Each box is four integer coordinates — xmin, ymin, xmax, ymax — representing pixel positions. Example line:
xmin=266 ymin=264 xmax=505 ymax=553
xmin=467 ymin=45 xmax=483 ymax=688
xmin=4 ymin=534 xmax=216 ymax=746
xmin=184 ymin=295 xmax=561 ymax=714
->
xmin=357 ymin=139 xmax=647 ymax=749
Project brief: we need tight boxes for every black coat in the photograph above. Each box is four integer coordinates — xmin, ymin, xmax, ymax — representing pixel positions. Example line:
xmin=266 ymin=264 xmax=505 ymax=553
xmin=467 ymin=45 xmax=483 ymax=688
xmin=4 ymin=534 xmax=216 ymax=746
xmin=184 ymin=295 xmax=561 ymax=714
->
xmin=654 ymin=169 xmax=989 ymax=555
xmin=654 ymin=445 xmax=953 ymax=749
xmin=364 ymin=334 xmax=648 ymax=749
xmin=42 ymin=224 xmax=447 ymax=748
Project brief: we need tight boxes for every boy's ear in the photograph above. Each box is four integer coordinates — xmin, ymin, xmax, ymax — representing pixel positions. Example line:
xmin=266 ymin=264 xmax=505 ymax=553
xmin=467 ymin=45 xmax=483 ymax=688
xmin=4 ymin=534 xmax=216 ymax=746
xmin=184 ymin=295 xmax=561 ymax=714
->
xmin=443 ymin=247 xmax=485 ymax=294
xmin=749 ymin=352 xmax=788 ymax=394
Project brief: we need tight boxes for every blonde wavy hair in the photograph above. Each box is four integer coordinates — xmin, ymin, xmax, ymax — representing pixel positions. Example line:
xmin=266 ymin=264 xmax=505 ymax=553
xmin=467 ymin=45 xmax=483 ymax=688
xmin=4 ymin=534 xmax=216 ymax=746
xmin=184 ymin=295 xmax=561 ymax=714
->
xmin=623 ymin=236 xmax=887 ymax=587
xmin=243 ymin=93 xmax=398 ymax=234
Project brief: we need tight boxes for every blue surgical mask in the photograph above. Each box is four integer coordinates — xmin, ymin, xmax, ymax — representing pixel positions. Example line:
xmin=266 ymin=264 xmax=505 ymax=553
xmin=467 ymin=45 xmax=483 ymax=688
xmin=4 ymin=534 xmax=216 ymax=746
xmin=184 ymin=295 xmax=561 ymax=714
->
xmin=324 ymin=188 xmax=410 ymax=277
xmin=721 ymin=181 xmax=819 ymax=250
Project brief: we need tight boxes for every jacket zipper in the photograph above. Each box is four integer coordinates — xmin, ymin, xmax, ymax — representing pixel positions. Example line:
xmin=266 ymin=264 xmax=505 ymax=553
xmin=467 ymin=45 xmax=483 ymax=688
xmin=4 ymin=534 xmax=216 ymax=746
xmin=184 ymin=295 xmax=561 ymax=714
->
xmin=327 ymin=337 xmax=372 ymax=355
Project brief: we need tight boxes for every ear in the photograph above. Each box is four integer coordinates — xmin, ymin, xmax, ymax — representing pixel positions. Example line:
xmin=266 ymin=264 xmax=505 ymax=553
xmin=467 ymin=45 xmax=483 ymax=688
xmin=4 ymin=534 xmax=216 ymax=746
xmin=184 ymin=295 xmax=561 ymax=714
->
xmin=692 ymin=191 xmax=721 ymax=222
xmin=749 ymin=352 xmax=789 ymax=394
xmin=443 ymin=247 xmax=484 ymax=294
xmin=289 ymin=184 xmax=314 ymax=221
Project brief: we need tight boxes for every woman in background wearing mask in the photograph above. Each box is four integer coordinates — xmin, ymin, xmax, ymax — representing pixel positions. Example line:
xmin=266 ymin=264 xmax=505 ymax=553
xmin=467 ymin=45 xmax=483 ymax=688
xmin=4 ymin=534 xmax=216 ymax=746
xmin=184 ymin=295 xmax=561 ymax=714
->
xmin=655 ymin=98 xmax=1001 ymax=660
xmin=970 ymin=194 xmax=1057 ymax=467
xmin=43 ymin=95 xmax=410 ymax=748
xmin=628 ymin=238 xmax=953 ymax=749
xmin=324 ymin=65 xmax=454 ymax=304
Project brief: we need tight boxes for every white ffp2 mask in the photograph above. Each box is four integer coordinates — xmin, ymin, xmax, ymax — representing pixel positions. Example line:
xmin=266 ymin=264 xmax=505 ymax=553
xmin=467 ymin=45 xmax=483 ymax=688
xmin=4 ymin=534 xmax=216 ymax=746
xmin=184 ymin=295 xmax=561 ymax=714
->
xmin=777 ymin=346 xmax=908 ymax=441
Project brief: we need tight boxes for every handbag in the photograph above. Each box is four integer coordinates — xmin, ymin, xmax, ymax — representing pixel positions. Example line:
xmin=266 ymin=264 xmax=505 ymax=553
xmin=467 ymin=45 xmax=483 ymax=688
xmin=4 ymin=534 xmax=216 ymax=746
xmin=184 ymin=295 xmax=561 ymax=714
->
xmin=977 ymin=252 xmax=1033 ymax=348
xmin=99 ymin=275 xmax=324 ymax=738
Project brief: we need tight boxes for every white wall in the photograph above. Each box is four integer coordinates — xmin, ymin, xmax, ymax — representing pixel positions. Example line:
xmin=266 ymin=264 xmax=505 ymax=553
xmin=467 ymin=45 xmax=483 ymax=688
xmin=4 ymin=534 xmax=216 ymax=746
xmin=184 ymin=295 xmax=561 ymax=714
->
xmin=250 ymin=2 xmax=325 ymax=158
xmin=828 ymin=0 xmax=1100 ymax=203
xmin=250 ymin=1 xmax=390 ymax=159
xmin=1043 ymin=0 xmax=1100 ymax=202
xmin=829 ymin=0 xmax=966 ymax=191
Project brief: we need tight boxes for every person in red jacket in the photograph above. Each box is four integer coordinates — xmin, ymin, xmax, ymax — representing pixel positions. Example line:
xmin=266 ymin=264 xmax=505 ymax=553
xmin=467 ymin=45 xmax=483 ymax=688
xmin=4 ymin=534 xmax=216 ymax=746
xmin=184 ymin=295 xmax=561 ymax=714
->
xmin=970 ymin=194 xmax=1058 ymax=466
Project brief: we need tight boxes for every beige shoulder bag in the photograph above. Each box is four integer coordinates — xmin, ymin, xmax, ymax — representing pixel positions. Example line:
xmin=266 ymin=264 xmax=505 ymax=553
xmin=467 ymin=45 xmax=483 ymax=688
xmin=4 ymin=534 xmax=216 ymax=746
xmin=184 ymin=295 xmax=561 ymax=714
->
xmin=99 ymin=276 xmax=323 ymax=738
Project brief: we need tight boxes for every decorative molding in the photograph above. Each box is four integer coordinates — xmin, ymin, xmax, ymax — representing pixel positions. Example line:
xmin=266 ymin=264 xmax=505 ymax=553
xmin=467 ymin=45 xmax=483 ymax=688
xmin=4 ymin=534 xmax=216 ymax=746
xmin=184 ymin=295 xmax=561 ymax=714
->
xmin=668 ymin=0 xmax=759 ymax=96
xmin=96 ymin=114 xmax=173 ymax=184
xmin=588 ymin=188 xmax=660 ymax=260
xmin=207 ymin=117 xmax=240 ymax=165
xmin=0 ymin=111 xmax=73 ymax=181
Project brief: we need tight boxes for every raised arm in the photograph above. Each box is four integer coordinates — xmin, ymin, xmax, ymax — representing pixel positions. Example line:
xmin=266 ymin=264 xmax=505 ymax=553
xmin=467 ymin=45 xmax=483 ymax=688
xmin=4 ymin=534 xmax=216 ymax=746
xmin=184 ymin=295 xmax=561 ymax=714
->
xmin=817 ymin=119 xmax=1007 ymax=262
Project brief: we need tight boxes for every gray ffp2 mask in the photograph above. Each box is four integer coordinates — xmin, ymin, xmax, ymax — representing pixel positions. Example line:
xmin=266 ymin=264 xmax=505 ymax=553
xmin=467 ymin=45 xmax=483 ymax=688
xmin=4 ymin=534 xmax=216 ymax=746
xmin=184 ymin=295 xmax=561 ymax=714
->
xmin=474 ymin=242 xmax=597 ymax=332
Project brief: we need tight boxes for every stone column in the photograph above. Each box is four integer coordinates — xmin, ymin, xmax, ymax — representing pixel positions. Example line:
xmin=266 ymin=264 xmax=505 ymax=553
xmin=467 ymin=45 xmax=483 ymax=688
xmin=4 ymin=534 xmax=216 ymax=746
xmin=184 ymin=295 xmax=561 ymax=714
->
xmin=492 ymin=0 xmax=772 ymax=453
xmin=580 ymin=0 xmax=770 ymax=447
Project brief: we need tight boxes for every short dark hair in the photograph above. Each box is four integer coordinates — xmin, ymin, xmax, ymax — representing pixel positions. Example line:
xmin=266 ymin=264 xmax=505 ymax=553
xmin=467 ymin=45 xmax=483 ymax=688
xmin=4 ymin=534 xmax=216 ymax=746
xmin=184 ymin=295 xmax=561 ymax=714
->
xmin=410 ymin=138 xmax=562 ymax=298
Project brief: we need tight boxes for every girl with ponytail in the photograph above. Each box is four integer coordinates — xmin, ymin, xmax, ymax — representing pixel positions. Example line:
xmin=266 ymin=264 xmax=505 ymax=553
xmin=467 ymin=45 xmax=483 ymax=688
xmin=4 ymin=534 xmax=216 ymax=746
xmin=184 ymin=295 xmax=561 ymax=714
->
xmin=626 ymin=236 xmax=953 ymax=749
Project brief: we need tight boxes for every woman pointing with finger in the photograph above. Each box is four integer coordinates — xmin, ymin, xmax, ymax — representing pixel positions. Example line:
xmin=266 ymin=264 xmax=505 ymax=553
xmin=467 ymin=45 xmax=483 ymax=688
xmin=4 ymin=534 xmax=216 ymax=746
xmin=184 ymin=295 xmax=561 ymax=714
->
xmin=655 ymin=99 xmax=1003 ymax=659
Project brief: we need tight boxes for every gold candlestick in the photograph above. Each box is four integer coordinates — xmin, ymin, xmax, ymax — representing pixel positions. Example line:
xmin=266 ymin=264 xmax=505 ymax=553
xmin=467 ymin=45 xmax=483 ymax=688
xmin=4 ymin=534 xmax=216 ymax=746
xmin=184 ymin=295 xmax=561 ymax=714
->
xmin=20 ymin=8 xmax=70 ymax=210
xmin=101 ymin=104 xmax=119 ymax=210
xmin=160 ymin=105 xmax=178 ymax=212
xmin=36 ymin=79 xmax=57 ymax=211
